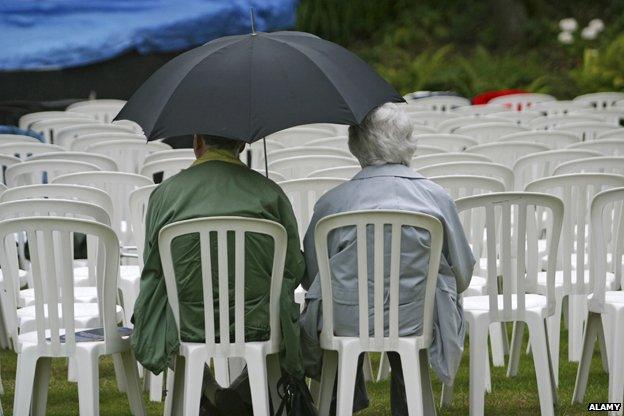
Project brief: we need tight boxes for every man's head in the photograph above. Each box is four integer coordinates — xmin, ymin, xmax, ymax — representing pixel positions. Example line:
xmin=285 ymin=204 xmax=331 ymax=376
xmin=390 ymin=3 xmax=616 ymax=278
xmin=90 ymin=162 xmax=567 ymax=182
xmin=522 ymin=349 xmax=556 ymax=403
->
xmin=193 ymin=134 xmax=246 ymax=159
xmin=348 ymin=102 xmax=416 ymax=167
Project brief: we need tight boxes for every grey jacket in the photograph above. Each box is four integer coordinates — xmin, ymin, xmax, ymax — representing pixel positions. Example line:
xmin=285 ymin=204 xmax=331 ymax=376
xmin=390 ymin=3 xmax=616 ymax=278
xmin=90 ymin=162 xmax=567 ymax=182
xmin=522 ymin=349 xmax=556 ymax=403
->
xmin=300 ymin=163 xmax=475 ymax=385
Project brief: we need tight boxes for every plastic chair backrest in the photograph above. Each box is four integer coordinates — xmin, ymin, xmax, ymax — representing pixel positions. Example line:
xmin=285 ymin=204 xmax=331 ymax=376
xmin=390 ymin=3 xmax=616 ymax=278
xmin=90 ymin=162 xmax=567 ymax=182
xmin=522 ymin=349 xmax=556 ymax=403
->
xmin=30 ymin=118 xmax=100 ymax=144
xmin=55 ymin=124 xmax=135 ymax=149
xmin=455 ymin=122 xmax=528 ymax=144
xmin=573 ymin=92 xmax=624 ymax=109
xmin=27 ymin=151 xmax=118 ymax=171
xmin=526 ymin=173 xmax=624 ymax=294
xmin=554 ymin=122 xmax=617 ymax=141
xmin=408 ymin=111 xmax=458 ymax=128
xmin=263 ymin=146 xmax=352 ymax=165
xmin=0 ymin=183 xmax=6 ymax=195
xmin=411 ymin=152 xmax=491 ymax=169
xmin=0 ymin=217 xmax=121 ymax=353
xmin=437 ymin=116 xmax=513 ymax=133
xmin=529 ymin=114 xmax=606 ymax=130
xmin=69 ymin=104 xmax=123 ymax=123
xmin=87 ymin=140 xmax=170 ymax=173
xmin=466 ymin=141 xmax=549 ymax=168
xmin=429 ymin=175 xmax=506 ymax=199
xmin=498 ymin=131 xmax=580 ymax=149
xmin=405 ymin=95 xmax=470 ymax=112
xmin=268 ymin=155 xmax=358 ymax=180
xmin=143 ymin=148 xmax=195 ymax=165
xmin=52 ymin=172 xmax=153 ymax=246
xmin=554 ymin=156 xmax=624 ymax=176
xmin=419 ymin=161 xmax=513 ymax=190
xmin=413 ymin=145 xmax=447 ymax=156
xmin=278 ymin=178 xmax=346 ymax=238
xmin=140 ymin=157 xmax=193 ymax=181
xmin=129 ymin=185 xmax=158 ymax=267
xmin=488 ymin=110 xmax=542 ymax=126
xmin=304 ymin=136 xmax=348 ymax=150
xmin=588 ymin=187 xmax=624 ymax=312
xmin=18 ymin=111 xmax=93 ymax=130
xmin=159 ymin=217 xmax=287 ymax=355
xmin=307 ymin=165 xmax=361 ymax=179
xmin=70 ymin=132 xmax=145 ymax=152
xmin=244 ymin=139 xmax=285 ymax=168
xmin=488 ymin=93 xmax=555 ymax=111
xmin=251 ymin=169 xmax=287 ymax=182
xmin=5 ymin=160 xmax=100 ymax=187
xmin=513 ymin=149 xmax=601 ymax=191
xmin=0 ymin=154 xmax=20 ymax=184
xmin=568 ymin=140 xmax=624 ymax=156
xmin=596 ymin=128 xmax=624 ymax=140
xmin=570 ymin=108 xmax=623 ymax=126
xmin=314 ymin=210 xmax=443 ymax=350
xmin=455 ymin=192 xmax=563 ymax=321
xmin=267 ymin=127 xmax=336 ymax=147
xmin=450 ymin=104 xmax=507 ymax=116
xmin=0 ymin=134 xmax=40 ymax=145
xmin=531 ymin=100 xmax=591 ymax=116
xmin=0 ymin=143 xmax=64 ymax=160
xmin=411 ymin=125 xmax=438 ymax=135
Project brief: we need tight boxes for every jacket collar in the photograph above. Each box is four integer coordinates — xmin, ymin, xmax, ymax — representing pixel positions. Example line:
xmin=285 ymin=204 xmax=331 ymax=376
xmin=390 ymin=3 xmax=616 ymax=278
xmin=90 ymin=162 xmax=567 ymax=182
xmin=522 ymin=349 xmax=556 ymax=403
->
xmin=352 ymin=163 xmax=425 ymax=180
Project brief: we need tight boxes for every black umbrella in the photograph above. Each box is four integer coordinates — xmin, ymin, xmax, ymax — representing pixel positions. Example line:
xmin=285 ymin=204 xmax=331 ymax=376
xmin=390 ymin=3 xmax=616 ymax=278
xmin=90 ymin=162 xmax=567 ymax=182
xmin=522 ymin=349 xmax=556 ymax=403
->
xmin=115 ymin=30 xmax=403 ymax=143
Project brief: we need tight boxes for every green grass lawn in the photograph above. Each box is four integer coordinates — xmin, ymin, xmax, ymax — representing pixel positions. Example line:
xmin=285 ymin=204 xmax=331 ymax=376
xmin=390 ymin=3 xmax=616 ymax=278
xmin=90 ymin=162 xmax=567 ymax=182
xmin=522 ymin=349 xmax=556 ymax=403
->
xmin=0 ymin=328 xmax=609 ymax=415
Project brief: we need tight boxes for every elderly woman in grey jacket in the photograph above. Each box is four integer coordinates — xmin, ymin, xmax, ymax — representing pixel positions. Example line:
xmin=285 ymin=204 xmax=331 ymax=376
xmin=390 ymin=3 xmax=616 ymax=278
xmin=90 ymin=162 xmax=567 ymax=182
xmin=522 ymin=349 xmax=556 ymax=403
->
xmin=300 ymin=102 xmax=475 ymax=415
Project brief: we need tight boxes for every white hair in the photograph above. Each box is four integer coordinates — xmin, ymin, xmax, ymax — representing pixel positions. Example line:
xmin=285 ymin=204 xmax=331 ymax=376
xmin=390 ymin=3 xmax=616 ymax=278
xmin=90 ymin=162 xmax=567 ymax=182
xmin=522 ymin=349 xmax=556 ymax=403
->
xmin=348 ymin=102 xmax=417 ymax=167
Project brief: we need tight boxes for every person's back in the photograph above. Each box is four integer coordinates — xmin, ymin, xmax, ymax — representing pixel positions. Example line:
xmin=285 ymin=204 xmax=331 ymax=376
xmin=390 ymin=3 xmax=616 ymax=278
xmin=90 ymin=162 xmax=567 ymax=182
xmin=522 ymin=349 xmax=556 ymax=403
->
xmin=132 ymin=135 xmax=305 ymax=380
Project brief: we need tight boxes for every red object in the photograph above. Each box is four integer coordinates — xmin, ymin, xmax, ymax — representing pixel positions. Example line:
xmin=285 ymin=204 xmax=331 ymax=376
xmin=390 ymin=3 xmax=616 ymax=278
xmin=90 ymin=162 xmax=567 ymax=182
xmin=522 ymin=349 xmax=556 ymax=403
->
xmin=471 ymin=89 xmax=527 ymax=105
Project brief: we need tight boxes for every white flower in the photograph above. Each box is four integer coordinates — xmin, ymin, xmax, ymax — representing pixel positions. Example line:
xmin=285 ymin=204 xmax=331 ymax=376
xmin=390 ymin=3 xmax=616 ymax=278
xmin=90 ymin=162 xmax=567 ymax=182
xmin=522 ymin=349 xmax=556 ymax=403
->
xmin=589 ymin=18 xmax=604 ymax=32
xmin=558 ymin=31 xmax=574 ymax=44
xmin=559 ymin=18 xmax=578 ymax=32
xmin=581 ymin=26 xmax=598 ymax=40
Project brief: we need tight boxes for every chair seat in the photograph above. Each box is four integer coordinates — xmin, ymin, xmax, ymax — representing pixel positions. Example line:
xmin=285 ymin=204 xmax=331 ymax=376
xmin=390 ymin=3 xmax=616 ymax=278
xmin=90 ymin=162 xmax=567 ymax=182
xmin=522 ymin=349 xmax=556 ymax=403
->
xmin=463 ymin=276 xmax=488 ymax=297
xmin=534 ymin=270 xmax=618 ymax=292
xmin=0 ymin=269 xmax=29 ymax=287
xmin=74 ymin=264 xmax=140 ymax=280
xmin=17 ymin=303 xmax=124 ymax=333
xmin=463 ymin=294 xmax=547 ymax=312
xmin=19 ymin=286 xmax=98 ymax=307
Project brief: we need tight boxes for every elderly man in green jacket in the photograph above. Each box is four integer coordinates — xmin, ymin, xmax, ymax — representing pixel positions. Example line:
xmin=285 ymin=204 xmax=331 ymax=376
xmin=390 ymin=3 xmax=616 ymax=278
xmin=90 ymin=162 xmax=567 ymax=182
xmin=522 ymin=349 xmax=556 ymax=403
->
xmin=131 ymin=134 xmax=305 ymax=410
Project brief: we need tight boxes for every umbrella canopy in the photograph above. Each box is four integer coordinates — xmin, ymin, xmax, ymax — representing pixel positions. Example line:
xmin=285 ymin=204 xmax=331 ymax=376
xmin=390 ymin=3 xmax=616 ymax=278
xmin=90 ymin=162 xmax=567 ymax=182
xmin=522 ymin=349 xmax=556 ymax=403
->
xmin=115 ymin=31 xmax=403 ymax=142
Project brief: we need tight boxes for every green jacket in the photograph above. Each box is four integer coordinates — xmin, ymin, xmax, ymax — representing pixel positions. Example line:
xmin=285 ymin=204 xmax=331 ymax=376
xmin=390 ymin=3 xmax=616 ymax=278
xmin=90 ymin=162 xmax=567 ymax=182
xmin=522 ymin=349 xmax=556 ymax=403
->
xmin=131 ymin=159 xmax=305 ymax=378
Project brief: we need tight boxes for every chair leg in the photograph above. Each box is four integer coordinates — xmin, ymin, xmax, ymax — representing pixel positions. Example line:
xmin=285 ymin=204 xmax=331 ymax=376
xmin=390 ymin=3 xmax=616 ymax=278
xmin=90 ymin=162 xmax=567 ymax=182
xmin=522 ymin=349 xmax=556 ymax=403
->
xmin=317 ymin=350 xmax=338 ymax=415
xmin=335 ymin=344 xmax=361 ymax=416
xmin=376 ymin=352 xmax=391 ymax=382
xmin=213 ymin=357 xmax=230 ymax=387
xmin=440 ymin=383 xmax=454 ymax=407
xmin=266 ymin=353 xmax=281 ymax=412
xmin=148 ymin=371 xmax=163 ymax=402
xmin=568 ymin=294 xmax=588 ymax=362
xmin=546 ymin=298 xmax=563 ymax=387
xmin=112 ymin=353 xmax=128 ymax=393
xmin=597 ymin=315 xmax=610 ymax=374
xmin=168 ymin=356 xmax=185 ymax=416
xmin=246 ymin=351 xmax=271 ymax=416
xmin=120 ymin=351 xmax=146 ymax=416
xmin=31 ymin=357 xmax=52 ymax=416
xmin=526 ymin=316 xmax=555 ymax=416
xmin=608 ymin=311 xmax=624 ymax=409
xmin=418 ymin=349 xmax=436 ymax=415
xmin=398 ymin=349 xmax=426 ymax=416
xmin=489 ymin=323 xmax=506 ymax=367
xmin=163 ymin=367 xmax=175 ymax=416
xmin=182 ymin=350 xmax=205 ymax=416
xmin=13 ymin=350 xmax=39 ymax=416
xmin=573 ymin=311 xmax=601 ymax=404
xmin=469 ymin=318 xmax=489 ymax=416
xmin=76 ymin=349 xmax=100 ymax=416
xmin=507 ymin=321 xmax=525 ymax=377
xmin=362 ymin=353 xmax=374 ymax=382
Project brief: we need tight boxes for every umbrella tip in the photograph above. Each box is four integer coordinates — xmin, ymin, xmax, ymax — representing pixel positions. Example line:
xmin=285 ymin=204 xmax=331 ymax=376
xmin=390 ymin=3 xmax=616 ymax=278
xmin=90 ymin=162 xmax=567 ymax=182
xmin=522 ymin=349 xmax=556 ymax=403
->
xmin=250 ymin=8 xmax=256 ymax=36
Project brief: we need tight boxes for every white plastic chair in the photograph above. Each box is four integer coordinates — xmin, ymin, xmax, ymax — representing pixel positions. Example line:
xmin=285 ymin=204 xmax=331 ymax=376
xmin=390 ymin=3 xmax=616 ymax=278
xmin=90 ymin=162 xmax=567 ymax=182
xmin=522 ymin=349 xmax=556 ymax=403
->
xmin=411 ymin=125 xmax=438 ymax=135
xmin=143 ymin=148 xmax=195 ymax=165
xmin=70 ymin=132 xmax=145 ymax=152
xmin=554 ymin=156 xmax=624 ymax=176
xmin=18 ymin=111 xmax=94 ymax=131
xmin=413 ymin=145 xmax=446 ymax=156
xmin=307 ymin=165 xmax=361 ymax=180
xmin=465 ymin=142 xmax=549 ymax=168
xmin=87 ymin=140 xmax=171 ymax=173
xmin=413 ymin=133 xmax=478 ymax=152
xmin=554 ymin=121 xmax=618 ymax=141
xmin=568 ymin=139 xmax=624 ymax=156
xmin=0 ymin=134 xmax=40 ymax=145
xmin=408 ymin=111 xmax=458 ymax=128
xmin=160 ymin=217 xmax=285 ymax=416
xmin=451 ymin=105 xmax=508 ymax=116
xmin=27 ymin=151 xmax=118 ymax=171
xmin=524 ymin=174 xmax=624 ymax=367
xmin=268 ymin=155 xmax=358 ymax=180
xmin=278 ymin=178 xmax=346 ymax=240
xmin=55 ymin=124 xmax=136 ymax=149
xmin=267 ymin=127 xmax=336 ymax=147
xmin=529 ymin=114 xmax=606 ymax=130
xmin=305 ymin=136 xmax=348 ymax=150
xmin=488 ymin=110 xmax=542 ymax=126
xmin=411 ymin=152 xmax=491 ymax=170
xmin=488 ymin=93 xmax=555 ymax=111
xmin=29 ymin=118 xmax=100 ymax=144
xmin=0 ymin=154 xmax=20 ymax=184
xmin=419 ymin=162 xmax=514 ymax=190
xmin=573 ymin=187 xmax=624 ymax=412
xmin=139 ymin=158 xmax=193 ymax=182
xmin=497 ymin=130 xmax=580 ymax=149
xmin=437 ymin=116 xmax=514 ymax=133
xmin=315 ymin=210 xmax=443 ymax=416
xmin=596 ymin=128 xmax=624 ymax=140
xmin=4 ymin=160 xmax=100 ymax=187
xmin=0 ymin=216 xmax=145 ymax=415
xmin=262 ymin=146 xmax=353 ymax=166
xmin=405 ymin=95 xmax=470 ymax=111
xmin=454 ymin=122 xmax=528 ymax=144
xmin=572 ymin=108 xmax=624 ymax=126
xmin=0 ymin=183 xmax=5 ymax=195
xmin=446 ymin=192 xmax=562 ymax=416
xmin=244 ymin=139 xmax=285 ymax=168
xmin=531 ymin=100 xmax=591 ymax=116
xmin=429 ymin=175 xmax=506 ymax=199
xmin=513 ymin=149 xmax=601 ymax=190
xmin=0 ymin=143 xmax=64 ymax=160
xmin=573 ymin=92 xmax=624 ymax=109
xmin=252 ymin=169 xmax=287 ymax=182
xmin=68 ymin=104 xmax=124 ymax=123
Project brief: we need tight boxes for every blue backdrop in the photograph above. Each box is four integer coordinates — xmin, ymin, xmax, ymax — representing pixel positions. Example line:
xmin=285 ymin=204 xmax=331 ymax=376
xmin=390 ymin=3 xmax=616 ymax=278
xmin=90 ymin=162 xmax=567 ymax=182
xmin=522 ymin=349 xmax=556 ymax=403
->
xmin=0 ymin=0 xmax=298 ymax=71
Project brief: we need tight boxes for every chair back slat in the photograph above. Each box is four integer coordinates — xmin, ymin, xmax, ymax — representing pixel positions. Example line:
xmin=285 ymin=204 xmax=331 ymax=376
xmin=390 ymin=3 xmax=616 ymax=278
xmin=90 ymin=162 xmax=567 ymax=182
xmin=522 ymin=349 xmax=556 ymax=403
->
xmin=356 ymin=224 xmax=369 ymax=348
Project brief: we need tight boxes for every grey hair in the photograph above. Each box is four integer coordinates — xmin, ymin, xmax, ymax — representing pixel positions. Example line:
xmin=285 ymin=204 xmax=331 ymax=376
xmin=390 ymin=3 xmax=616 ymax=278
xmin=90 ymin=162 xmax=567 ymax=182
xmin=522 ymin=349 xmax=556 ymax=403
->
xmin=348 ymin=102 xmax=417 ymax=167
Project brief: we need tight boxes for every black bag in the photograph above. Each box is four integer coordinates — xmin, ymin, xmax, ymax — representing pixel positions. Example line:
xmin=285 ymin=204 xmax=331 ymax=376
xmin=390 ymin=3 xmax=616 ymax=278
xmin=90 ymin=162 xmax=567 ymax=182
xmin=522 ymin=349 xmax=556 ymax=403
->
xmin=275 ymin=375 xmax=318 ymax=416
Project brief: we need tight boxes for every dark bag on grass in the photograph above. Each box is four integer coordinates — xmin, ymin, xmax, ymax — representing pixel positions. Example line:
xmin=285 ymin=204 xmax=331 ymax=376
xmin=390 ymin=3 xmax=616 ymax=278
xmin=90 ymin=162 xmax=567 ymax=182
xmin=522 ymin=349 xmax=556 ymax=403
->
xmin=275 ymin=375 xmax=318 ymax=416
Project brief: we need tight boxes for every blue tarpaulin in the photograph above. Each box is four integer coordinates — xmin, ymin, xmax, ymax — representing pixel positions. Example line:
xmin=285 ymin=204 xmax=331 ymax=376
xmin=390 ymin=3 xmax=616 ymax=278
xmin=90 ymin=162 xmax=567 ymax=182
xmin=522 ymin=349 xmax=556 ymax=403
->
xmin=0 ymin=0 xmax=298 ymax=71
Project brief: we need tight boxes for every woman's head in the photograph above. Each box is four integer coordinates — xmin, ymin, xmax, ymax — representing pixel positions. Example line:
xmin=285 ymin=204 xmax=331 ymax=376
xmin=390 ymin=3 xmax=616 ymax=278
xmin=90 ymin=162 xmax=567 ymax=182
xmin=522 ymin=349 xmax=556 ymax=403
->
xmin=348 ymin=102 xmax=416 ymax=167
